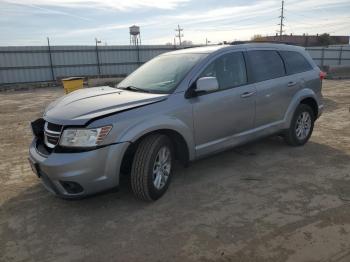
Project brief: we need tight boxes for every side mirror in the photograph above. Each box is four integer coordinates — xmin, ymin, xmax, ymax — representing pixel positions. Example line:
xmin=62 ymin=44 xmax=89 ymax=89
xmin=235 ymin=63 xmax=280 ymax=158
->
xmin=195 ymin=77 xmax=219 ymax=93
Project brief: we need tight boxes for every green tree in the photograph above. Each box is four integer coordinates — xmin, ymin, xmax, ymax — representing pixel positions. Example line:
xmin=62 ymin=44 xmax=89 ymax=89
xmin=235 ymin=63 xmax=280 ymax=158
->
xmin=317 ymin=33 xmax=334 ymax=46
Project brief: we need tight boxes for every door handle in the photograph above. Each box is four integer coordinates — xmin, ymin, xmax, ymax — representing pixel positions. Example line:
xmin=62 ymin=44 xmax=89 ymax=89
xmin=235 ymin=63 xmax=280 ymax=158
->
xmin=240 ymin=91 xmax=256 ymax=98
xmin=287 ymin=81 xmax=297 ymax=87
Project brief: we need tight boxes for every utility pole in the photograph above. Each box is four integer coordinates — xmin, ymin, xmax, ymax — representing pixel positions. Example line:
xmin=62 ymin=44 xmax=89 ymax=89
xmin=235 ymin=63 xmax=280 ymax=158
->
xmin=95 ymin=38 xmax=101 ymax=76
xmin=47 ymin=37 xmax=55 ymax=81
xmin=278 ymin=0 xmax=285 ymax=41
xmin=206 ymin=38 xmax=211 ymax=46
xmin=175 ymin=24 xmax=183 ymax=46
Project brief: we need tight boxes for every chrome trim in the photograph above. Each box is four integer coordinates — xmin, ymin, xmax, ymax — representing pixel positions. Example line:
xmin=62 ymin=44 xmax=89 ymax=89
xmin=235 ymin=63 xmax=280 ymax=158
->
xmin=44 ymin=135 xmax=58 ymax=149
xmin=44 ymin=122 xmax=62 ymax=148
xmin=44 ymin=122 xmax=61 ymax=135
xmin=44 ymin=129 xmax=61 ymax=135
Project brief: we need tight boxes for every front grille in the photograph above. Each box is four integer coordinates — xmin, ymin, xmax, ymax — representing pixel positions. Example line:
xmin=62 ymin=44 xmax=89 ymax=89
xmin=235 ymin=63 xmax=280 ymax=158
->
xmin=47 ymin=122 xmax=62 ymax=132
xmin=44 ymin=122 xmax=62 ymax=148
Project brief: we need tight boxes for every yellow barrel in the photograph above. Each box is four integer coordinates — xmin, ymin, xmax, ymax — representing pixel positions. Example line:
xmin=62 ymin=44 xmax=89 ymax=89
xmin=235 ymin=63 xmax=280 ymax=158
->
xmin=62 ymin=77 xmax=84 ymax=94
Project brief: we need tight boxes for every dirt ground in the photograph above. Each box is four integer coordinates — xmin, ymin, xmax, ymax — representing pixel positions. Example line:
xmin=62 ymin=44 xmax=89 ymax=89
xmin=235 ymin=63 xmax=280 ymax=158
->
xmin=0 ymin=80 xmax=350 ymax=262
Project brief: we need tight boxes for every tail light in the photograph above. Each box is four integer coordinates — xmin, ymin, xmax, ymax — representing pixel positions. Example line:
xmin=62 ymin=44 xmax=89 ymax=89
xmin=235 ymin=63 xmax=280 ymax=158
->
xmin=319 ymin=71 xmax=326 ymax=80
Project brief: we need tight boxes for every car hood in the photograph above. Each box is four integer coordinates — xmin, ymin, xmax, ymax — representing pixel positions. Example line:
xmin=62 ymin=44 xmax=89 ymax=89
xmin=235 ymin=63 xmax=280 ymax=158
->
xmin=44 ymin=86 xmax=168 ymax=125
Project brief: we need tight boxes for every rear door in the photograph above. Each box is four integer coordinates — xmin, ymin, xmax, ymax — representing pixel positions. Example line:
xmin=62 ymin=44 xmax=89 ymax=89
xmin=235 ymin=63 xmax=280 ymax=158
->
xmin=246 ymin=50 xmax=289 ymax=127
xmin=279 ymin=50 xmax=316 ymax=96
xmin=191 ymin=51 xmax=256 ymax=156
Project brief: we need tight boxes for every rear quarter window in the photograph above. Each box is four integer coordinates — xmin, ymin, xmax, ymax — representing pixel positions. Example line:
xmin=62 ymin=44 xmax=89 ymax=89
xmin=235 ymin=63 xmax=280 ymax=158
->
xmin=247 ymin=50 xmax=285 ymax=82
xmin=279 ymin=51 xmax=313 ymax=75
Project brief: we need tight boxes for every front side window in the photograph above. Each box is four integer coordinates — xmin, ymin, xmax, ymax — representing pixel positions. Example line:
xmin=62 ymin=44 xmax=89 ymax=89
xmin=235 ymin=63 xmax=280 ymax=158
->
xmin=199 ymin=52 xmax=247 ymax=90
xmin=247 ymin=50 xmax=285 ymax=82
xmin=280 ymin=51 xmax=313 ymax=75
xmin=117 ymin=53 xmax=206 ymax=94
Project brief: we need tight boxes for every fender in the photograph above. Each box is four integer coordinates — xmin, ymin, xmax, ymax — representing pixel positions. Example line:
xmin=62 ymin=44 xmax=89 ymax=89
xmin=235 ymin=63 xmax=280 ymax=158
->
xmin=117 ymin=115 xmax=195 ymax=161
xmin=283 ymin=88 xmax=319 ymax=129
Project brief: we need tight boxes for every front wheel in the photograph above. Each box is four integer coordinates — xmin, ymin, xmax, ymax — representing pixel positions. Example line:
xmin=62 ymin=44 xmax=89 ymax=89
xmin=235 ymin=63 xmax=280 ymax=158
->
xmin=284 ymin=104 xmax=315 ymax=146
xmin=130 ymin=134 xmax=174 ymax=201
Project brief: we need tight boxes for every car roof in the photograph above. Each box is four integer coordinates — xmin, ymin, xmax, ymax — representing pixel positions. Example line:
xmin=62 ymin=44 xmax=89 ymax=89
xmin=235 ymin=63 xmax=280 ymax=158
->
xmin=163 ymin=43 xmax=305 ymax=55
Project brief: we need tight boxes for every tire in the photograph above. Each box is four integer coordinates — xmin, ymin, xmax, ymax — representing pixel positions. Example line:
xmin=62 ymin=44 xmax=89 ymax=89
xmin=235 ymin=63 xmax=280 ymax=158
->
xmin=284 ymin=104 xmax=315 ymax=146
xmin=130 ymin=134 xmax=174 ymax=201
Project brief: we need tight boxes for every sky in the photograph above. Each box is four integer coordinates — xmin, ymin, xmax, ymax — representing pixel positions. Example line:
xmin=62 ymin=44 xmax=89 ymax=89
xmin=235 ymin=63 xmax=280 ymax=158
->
xmin=0 ymin=0 xmax=349 ymax=46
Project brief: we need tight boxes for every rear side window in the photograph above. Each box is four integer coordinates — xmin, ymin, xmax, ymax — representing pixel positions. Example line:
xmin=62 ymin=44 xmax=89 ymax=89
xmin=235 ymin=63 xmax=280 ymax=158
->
xmin=247 ymin=50 xmax=285 ymax=82
xmin=280 ymin=51 xmax=313 ymax=75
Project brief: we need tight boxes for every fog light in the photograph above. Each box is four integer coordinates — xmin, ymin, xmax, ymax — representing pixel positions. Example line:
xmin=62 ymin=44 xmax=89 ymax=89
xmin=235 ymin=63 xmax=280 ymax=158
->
xmin=60 ymin=181 xmax=83 ymax=194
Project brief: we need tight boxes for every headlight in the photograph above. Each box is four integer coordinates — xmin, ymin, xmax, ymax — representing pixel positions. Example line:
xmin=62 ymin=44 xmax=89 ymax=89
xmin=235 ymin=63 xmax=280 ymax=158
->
xmin=59 ymin=126 xmax=112 ymax=148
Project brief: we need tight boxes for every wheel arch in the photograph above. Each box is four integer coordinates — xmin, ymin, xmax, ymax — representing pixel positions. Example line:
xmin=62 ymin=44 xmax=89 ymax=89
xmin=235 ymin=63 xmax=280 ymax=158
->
xmin=120 ymin=128 xmax=191 ymax=175
xmin=300 ymin=97 xmax=318 ymax=119
xmin=284 ymin=89 xmax=319 ymax=128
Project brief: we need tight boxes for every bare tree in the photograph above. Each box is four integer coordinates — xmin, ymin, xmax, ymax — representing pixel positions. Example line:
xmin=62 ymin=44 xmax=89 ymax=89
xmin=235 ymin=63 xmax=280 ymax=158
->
xmin=251 ymin=34 xmax=264 ymax=41
xmin=182 ymin=40 xmax=193 ymax=46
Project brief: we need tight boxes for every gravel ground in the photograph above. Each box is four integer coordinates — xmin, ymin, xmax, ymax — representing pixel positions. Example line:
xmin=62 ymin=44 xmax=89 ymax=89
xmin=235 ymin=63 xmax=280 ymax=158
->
xmin=0 ymin=80 xmax=350 ymax=262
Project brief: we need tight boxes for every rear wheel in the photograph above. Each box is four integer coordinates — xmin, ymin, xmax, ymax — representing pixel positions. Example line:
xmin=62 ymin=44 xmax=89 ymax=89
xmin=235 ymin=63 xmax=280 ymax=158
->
xmin=130 ymin=134 xmax=174 ymax=201
xmin=284 ymin=104 xmax=315 ymax=146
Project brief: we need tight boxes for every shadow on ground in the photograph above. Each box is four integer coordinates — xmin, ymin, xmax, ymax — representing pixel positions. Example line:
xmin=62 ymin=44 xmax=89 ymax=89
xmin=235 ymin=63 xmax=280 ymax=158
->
xmin=2 ymin=137 xmax=350 ymax=262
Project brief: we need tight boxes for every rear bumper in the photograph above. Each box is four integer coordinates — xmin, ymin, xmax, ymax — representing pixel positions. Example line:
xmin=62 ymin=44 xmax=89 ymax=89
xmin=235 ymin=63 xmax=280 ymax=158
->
xmin=29 ymin=138 xmax=130 ymax=198
xmin=318 ymin=104 xmax=324 ymax=118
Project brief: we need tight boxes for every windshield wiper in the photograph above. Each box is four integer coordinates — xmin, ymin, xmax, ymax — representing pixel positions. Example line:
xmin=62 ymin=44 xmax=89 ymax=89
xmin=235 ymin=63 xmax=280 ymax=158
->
xmin=117 ymin=85 xmax=149 ymax=93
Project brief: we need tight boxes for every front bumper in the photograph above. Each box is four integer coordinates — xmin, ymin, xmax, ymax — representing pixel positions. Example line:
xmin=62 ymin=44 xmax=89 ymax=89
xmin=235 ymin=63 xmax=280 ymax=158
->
xmin=29 ymin=138 xmax=130 ymax=198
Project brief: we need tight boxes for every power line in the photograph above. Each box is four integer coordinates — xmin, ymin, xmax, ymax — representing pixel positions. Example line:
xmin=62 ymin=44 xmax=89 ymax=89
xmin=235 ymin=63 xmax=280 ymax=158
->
xmin=278 ymin=0 xmax=285 ymax=39
xmin=175 ymin=24 xmax=184 ymax=46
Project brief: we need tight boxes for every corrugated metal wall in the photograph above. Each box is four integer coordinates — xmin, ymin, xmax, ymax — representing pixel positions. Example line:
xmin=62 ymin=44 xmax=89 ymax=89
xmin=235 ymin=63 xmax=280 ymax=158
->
xmin=0 ymin=45 xmax=179 ymax=85
xmin=306 ymin=45 xmax=350 ymax=67
xmin=1 ymin=45 xmax=350 ymax=85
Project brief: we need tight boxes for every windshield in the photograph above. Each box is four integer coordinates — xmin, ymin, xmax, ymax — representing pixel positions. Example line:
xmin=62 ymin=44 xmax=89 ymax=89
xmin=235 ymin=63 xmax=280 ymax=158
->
xmin=117 ymin=53 xmax=206 ymax=93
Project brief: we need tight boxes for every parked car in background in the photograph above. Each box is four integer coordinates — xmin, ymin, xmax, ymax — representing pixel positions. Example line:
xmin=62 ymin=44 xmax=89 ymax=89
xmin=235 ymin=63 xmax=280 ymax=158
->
xmin=29 ymin=43 xmax=324 ymax=201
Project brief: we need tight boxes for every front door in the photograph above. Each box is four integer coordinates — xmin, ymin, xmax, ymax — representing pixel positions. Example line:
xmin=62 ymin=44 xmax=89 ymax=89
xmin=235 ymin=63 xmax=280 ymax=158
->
xmin=191 ymin=51 xmax=256 ymax=157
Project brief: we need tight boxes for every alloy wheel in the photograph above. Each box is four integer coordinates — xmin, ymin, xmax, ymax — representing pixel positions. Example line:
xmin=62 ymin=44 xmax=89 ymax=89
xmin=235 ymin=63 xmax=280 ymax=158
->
xmin=152 ymin=146 xmax=171 ymax=190
xmin=295 ymin=111 xmax=312 ymax=140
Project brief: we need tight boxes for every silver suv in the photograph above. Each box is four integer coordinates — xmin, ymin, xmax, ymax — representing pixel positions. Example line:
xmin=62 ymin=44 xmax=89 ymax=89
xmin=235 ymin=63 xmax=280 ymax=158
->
xmin=29 ymin=43 xmax=324 ymax=201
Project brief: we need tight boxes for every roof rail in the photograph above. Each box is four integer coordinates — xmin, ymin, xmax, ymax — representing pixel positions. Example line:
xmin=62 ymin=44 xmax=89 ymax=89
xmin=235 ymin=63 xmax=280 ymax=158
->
xmin=230 ymin=41 xmax=300 ymax=46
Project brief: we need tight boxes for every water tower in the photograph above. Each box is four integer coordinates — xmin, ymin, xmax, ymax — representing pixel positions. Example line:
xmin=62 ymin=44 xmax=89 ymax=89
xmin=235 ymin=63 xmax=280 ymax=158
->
xmin=129 ymin=25 xmax=141 ymax=46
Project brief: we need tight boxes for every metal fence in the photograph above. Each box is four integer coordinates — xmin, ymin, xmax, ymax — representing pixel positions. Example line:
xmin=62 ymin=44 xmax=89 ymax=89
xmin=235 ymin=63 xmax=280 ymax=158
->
xmin=1 ymin=44 xmax=350 ymax=85
xmin=306 ymin=45 xmax=350 ymax=67
xmin=0 ymin=45 xmax=180 ymax=85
